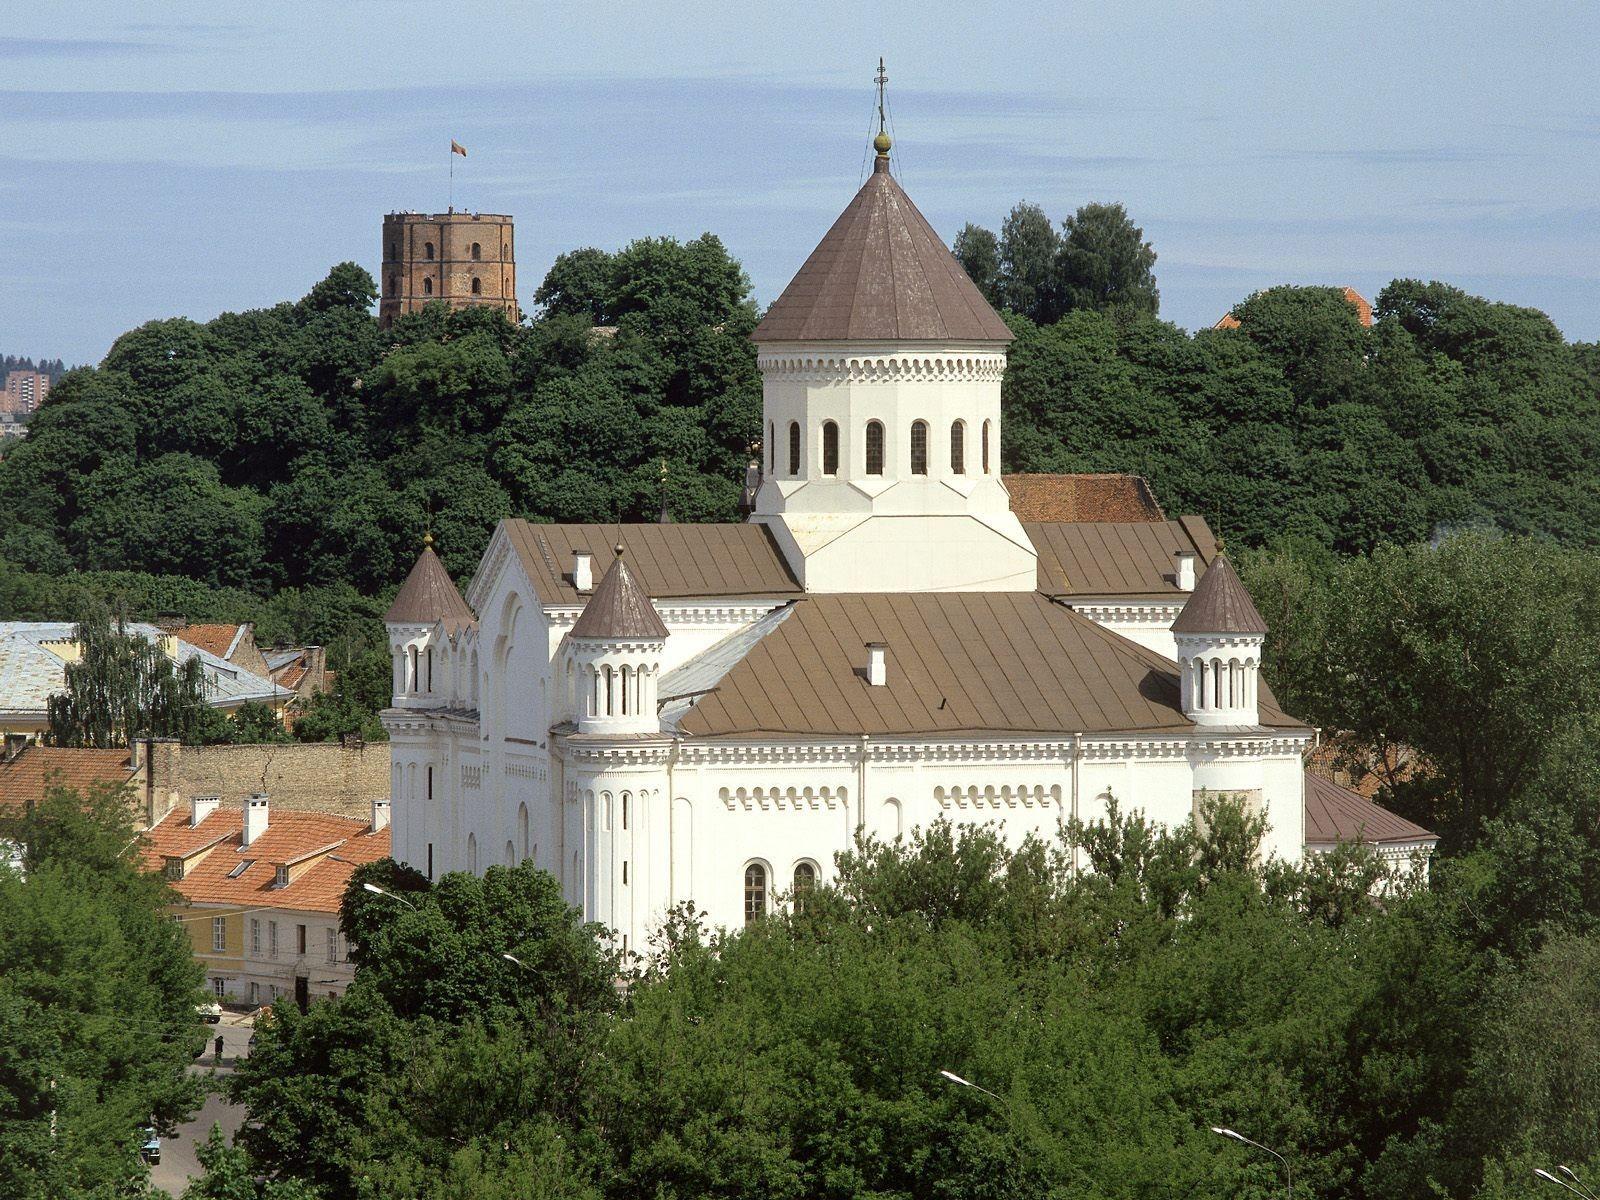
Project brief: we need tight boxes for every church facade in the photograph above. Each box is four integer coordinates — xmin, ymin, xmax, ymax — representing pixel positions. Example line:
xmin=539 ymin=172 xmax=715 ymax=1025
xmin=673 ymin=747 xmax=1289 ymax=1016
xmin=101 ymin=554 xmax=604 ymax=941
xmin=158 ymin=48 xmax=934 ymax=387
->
xmin=383 ymin=134 xmax=1433 ymax=951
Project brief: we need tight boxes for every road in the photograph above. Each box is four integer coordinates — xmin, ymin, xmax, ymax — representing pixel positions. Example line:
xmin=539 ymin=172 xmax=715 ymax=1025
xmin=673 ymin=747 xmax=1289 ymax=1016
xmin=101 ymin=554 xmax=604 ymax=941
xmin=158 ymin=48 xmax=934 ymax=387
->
xmin=148 ymin=1012 xmax=254 ymax=1196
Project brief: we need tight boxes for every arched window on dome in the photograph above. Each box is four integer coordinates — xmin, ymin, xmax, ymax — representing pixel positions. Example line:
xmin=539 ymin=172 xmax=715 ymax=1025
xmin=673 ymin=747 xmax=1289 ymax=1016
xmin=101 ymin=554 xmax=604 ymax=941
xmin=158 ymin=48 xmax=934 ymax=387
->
xmin=910 ymin=421 xmax=929 ymax=475
xmin=406 ymin=646 xmax=418 ymax=692
xmin=744 ymin=863 xmax=767 ymax=925
xmin=425 ymin=647 xmax=433 ymax=693
xmin=792 ymin=861 xmax=816 ymax=913
xmin=822 ymin=421 xmax=839 ymax=475
xmin=768 ymin=422 xmax=775 ymax=472
xmin=982 ymin=419 xmax=992 ymax=473
xmin=950 ymin=420 xmax=966 ymax=474
xmin=788 ymin=421 xmax=800 ymax=476
xmin=620 ymin=666 xmax=631 ymax=715
xmin=865 ymin=420 xmax=885 ymax=475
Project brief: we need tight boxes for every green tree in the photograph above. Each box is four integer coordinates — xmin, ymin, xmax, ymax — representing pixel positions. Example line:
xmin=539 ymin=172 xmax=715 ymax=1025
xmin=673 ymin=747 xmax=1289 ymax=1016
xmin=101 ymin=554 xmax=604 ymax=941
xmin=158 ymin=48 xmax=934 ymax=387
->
xmin=952 ymin=222 xmax=1002 ymax=309
xmin=997 ymin=201 xmax=1062 ymax=322
xmin=46 ymin=610 xmax=214 ymax=748
xmin=1055 ymin=201 xmax=1159 ymax=314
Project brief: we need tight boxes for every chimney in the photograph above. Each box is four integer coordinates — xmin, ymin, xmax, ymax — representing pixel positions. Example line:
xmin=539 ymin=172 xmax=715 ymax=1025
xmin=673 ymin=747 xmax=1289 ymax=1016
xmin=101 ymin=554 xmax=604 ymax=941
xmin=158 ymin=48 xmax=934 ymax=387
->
xmin=191 ymin=794 xmax=220 ymax=827
xmin=865 ymin=642 xmax=888 ymax=687
xmin=129 ymin=739 xmax=143 ymax=769
xmin=243 ymin=793 xmax=270 ymax=847
xmin=573 ymin=551 xmax=594 ymax=593
xmin=371 ymin=795 xmax=391 ymax=832
xmin=1174 ymin=550 xmax=1197 ymax=591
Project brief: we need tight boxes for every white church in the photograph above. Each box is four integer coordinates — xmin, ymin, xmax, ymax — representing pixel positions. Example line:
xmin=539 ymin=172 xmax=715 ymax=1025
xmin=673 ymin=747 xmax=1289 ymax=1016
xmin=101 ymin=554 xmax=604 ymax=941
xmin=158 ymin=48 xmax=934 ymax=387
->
xmin=383 ymin=131 xmax=1434 ymax=950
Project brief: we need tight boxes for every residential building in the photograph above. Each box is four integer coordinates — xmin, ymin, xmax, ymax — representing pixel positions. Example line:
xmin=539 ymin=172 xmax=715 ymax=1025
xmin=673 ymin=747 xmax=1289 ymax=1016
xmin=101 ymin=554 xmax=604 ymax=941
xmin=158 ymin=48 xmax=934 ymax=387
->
xmin=141 ymin=792 xmax=391 ymax=1007
xmin=384 ymin=131 xmax=1435 ymax=952
xmin=2 ymin=369 xmax=50 ymax=415
xmin=172 ymin=623 xmax=329 ymax=717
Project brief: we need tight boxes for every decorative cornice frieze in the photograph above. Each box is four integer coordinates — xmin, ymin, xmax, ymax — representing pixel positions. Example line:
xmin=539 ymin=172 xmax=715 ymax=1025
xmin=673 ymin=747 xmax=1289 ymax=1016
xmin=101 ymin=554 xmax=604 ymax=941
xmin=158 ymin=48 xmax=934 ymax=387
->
xmin=718 ymin=784 xmax=848 ymax=812
xmin=548 ymin=601 xmax=787 ymax=630
xmin=757 ymin=350 xmax=1007 ymax=385
xmin=1072 ymin=602 xmax=1185 ymax=624
xmin=935 ymin=783 xmax=1064 ymax=811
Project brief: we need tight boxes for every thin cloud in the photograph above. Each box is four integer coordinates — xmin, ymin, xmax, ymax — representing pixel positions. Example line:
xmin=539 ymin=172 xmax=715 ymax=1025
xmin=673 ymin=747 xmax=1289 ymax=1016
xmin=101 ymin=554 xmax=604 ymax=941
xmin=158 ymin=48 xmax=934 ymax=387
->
xmin=0 ymin=37 xmax=173 ymax=58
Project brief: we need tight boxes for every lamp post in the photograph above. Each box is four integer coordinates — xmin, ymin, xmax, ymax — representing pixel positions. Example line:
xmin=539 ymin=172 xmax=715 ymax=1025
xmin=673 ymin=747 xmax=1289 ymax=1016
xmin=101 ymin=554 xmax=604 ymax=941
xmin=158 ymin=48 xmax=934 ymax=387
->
xmin=1211 ymin=1126 xmax=1292 ymax=1200
xmin=1559 ymin=1166 xmax=1600 ymax=1200
xmin=362 ymin=882 xmax=416 ymax=910
xmin=939 ymin=1069 xmax=1010 ymax=1111
xmin=501 ymin=952 xmax=527 ymax=969
xmin=1537 ymin=1167 xmax=1598 ymax=1199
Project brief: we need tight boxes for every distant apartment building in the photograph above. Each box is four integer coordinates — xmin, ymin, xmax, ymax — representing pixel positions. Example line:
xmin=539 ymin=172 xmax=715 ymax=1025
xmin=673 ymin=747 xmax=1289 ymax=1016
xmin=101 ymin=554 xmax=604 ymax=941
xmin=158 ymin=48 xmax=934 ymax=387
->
xmin=2 ymin=369 xmax=50 ymax=416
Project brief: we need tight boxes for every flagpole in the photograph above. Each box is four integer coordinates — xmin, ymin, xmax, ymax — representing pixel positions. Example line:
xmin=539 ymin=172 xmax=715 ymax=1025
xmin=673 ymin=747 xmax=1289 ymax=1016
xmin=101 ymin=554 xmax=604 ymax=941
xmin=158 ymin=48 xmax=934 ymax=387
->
xmin=449 ymin=141 xmax=454 ymax=213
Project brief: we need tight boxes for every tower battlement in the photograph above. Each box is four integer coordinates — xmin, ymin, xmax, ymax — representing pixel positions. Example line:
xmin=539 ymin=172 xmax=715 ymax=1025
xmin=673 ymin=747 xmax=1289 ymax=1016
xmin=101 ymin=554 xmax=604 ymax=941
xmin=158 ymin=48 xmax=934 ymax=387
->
xmin=378 ymin=211 xmax=518 ymax=328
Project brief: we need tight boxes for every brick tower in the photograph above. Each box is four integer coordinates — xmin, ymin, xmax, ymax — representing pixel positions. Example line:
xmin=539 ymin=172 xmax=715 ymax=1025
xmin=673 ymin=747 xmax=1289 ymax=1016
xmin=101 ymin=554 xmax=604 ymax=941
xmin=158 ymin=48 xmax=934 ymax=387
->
xmin=379 ymin=211 xmax=518 ymax=328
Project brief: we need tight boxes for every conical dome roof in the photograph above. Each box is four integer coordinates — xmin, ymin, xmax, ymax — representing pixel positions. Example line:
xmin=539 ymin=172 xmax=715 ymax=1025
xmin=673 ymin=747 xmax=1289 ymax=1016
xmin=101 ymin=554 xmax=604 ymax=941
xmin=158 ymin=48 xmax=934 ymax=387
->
xmin=753 ymin=155 xmax=1013 ymax=344
xmin=385 ymin=541 xmax=476 ymax=633
xmin=1171 ymin=554 xmax=1267 ymax=636
xmin=571 ymin=546 xmax=669 ymax=641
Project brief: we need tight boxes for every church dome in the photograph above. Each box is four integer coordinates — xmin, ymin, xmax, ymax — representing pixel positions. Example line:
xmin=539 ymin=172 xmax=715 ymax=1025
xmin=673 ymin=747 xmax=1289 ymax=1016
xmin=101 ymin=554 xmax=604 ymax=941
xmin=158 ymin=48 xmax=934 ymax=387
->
xmin=753 ymin=156 xmax=1013 ymax=344
xmin=570 ymin=546 xmax=669 ymax=641
xmin=1171 ymin=554 xmax=1267 ymax=636
xmin=385 ymin=538 xmax=476 ymax=633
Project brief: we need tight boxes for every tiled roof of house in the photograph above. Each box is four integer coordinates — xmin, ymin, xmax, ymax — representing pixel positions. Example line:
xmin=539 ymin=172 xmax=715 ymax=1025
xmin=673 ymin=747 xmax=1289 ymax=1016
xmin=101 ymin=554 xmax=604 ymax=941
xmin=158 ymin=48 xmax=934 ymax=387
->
xmin=0 ymin=622 xmax=280 ymax=718
xmin=0 ymin=746 xmax=137 ymax=812
xmin=1004 ymin=474 xmax=1166 ymax=523
xmin=1171 ymin=554 xmax=1268 ymax=635
xmin=1215 ymin=285 xmax=1374 ymax=331
xmin=141 ymin=806 xmax=391 ymax=914
xmin=664 ymin=591 xmax=1304 ymax=740
xmin=1303 ymin=771 xmax=1436 ymax=847
xmin=1027 ymin=515 xmax=1219 ymax=599
xmin=175 ymin=624 xmax=245 ymax=660
xmin=753 ymin=153 xmax=1013 ymax=344
xmin=570 ymin=547 xmax=670 ymax=640
xmin=385 ymin=544 xmax=477 ymax=633
xmin=1307 ymin=736 xmax=1424 ymax=800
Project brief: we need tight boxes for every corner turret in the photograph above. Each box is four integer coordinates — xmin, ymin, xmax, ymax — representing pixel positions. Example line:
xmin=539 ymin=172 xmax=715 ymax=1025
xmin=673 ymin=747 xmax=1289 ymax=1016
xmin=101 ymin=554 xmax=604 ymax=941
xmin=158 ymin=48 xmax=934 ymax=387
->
xmin=565 ymin=546 xmax=668 ymax=734
xmin=385 ymin=534 xmax=477 ymax=709
xmin=1172 ymin=554 xmax=1267 ymax=727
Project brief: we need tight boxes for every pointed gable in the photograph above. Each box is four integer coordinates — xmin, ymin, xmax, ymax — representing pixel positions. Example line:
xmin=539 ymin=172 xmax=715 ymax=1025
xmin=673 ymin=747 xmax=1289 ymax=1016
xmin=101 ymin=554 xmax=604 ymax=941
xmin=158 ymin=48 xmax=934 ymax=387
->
xmin=385 ymin=544 xmax=476 ymax=633
xmin=1171 ymin=554 xmax=1267 ymax=635
xmin=753 ymin=157 xmax=1013 ymax=344
xmin=570 ymin=547 xmax=669 ymax=641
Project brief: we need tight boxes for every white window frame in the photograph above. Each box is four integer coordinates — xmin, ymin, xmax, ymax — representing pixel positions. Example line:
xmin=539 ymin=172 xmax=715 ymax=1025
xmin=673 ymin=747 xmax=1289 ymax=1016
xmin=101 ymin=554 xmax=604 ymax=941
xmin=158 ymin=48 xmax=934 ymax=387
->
xmin=211 ymin=917 xmax=227 ymax=952
xmin=250 ymin=918 xmax=261 ymax=955
xmin=326 ymin=927 xmax=337 ymax=964
xmin=269 ymin=921 xmax=278 ymax=960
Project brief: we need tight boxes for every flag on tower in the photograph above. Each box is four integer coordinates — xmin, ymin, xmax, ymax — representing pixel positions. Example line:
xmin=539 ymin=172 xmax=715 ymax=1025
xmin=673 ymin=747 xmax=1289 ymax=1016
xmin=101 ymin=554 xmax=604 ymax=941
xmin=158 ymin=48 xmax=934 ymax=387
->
xmin=451 ymin=140 xmax=468 ymax=157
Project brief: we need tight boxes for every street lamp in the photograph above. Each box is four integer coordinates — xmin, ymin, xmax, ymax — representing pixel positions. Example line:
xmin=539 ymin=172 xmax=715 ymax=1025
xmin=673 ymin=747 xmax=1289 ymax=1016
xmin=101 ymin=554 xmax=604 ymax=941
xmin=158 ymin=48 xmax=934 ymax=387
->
xmin=1211 ymin=1126 xmax=1293 ymax=1200
xmin=501 ymin=952 xmax=527 ymax=969
xmin=938 ymin=1069 xmax=1010 ymax=1110
xmin=362 ymin=882 xmax=416 ymax=909
xmin=1537 ymin=1168 xmax=1598 ymax=1199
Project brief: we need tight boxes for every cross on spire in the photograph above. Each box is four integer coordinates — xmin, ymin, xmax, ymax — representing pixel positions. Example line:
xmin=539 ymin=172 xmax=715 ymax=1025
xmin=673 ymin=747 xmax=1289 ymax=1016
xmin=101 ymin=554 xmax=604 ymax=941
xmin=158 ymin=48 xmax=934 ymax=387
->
xmin=875 ymin=57 xmax=888 ymax=136
xmin=872 ymin=57 xmax=892 ymax=159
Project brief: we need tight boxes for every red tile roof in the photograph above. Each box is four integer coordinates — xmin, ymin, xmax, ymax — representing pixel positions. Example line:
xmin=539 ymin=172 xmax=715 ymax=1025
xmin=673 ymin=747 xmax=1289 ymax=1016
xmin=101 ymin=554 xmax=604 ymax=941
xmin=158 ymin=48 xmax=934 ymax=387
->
xmin=1214 ymin=285 xmax=1374 ymax=331
xmin=1004 ymin=474 xmax=1166 ymax=523
xmin=0 ymin=746 xmax=136 ymax=812
xmin=175 ymin=624 xmax=243 ymax=659
xmin=1303 ymin=771 xmax=1435 ymax=847
xmin=141 ymin=806 xmax=390 ymax=914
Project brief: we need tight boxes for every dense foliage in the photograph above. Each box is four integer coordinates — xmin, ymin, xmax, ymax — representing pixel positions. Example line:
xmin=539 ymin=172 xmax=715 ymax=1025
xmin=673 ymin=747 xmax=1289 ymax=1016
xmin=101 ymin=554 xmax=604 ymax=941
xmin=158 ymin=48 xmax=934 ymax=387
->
xmin=45 ymin=610 xmax=212 ymax=747
xmin=0 ymin=784 xmax=206 ymax=1198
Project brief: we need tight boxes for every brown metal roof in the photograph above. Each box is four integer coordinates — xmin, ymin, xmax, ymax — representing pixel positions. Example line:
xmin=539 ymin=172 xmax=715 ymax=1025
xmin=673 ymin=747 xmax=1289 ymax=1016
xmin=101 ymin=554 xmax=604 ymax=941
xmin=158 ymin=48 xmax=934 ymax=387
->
xmin=1005 ymin=474 xmax=1166 ymax=523
xmin=385 ymin=545 xmax=477 ymax=631
xmin=501 ymin=521 xmax=802 ymax=606
xmin=752 ymin=157 xmax=1013 ymax=344
xmin=1171 ymin=554 xmax=1267 ymax=635
xmin=570 ymin=548 xmax=669 ymax=640
xmin=675 ymin=591 xmax=1303 ymax=739
xmin=1303 ymin=771 xmax=1436 ymax=846
xmin=1027 ymin=516 xmax=1219 ymax=598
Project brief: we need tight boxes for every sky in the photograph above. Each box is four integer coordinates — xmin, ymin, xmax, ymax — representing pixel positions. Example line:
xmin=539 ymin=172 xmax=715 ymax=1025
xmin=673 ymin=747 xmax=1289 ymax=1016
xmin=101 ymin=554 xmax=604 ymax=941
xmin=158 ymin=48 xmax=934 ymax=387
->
xmin=2 ymin=1 xmax=1598 ymax=366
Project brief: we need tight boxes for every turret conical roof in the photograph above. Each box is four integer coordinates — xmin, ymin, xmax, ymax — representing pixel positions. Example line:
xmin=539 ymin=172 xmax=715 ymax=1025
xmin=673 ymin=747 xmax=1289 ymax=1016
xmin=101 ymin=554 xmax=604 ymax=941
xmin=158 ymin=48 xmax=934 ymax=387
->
xmin=1171 ymin=554 xmax=1267 ymax=636
xmin=571 ymin=546 xmax=669 ymax=640
xmin=753 ymin=155 xmax=1013 ymax=344
xmin=385 ymin=541 xmax=476 ymax=633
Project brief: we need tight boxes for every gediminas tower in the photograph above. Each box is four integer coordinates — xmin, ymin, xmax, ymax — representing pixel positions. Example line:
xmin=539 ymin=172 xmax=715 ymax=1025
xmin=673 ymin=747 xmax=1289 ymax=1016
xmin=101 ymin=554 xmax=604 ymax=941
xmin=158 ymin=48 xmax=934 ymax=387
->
xmin=379 ymin=211 xmax=518 ymax=328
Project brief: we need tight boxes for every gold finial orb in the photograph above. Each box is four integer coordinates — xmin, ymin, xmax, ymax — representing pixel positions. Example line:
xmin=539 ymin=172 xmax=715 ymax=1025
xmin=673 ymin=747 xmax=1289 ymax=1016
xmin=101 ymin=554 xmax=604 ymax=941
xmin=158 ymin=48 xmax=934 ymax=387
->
xmin=423 ymin=530 xmax=434 ymax=549
xmin=614 ymin=542 xmax=625 ymax=558
xmin=873 ymin=131 xmax=892 ymax=155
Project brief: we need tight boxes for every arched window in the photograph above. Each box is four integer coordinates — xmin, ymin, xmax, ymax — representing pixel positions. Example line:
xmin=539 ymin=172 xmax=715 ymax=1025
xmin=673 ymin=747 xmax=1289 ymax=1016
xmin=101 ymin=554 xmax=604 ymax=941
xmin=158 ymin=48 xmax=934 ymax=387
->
xmin=982 ymin=419 xmax=992 ymax=473
xmin=424 ymin=241 xmax=435 ymax=260
xmin=620 ymin=665 xmax=631 ymax=715
xmin=950 ymin=420 xmax=966 ymax=473
xmin=622 ymin=793 xmax=630 ymax=830
xmin=467 ymin=832 xmax=478 ymax=873
xmin=471 ymin=242 xmax=482 ymax=261
xmin=388 ymin=274 xmax=397 ymax=295
xmin=505 ymin=840 xmax=515 ymax=867
xmin=471 ymin=277 xmax=482 ymax=295
xmin=406 ymin=646 xmax=418 ymax=692
xmin=425 ymin=647 xmax=433 ymax=692
xmin=788 ymin=421 xmax=801 ymax=475
xmin=744 ymin=863 xmax=767 ymax=925
xmin=768 ymin=421 xmax=775 ymax=471
xmin=910 ymin=421 xmax=929 ymax=475
xmin=517 ymin=802 xmax=529 ymax=859
xmin=865 ymin=420 xmax=885 ymax=475
xmin=792 ymin=862 xmax=816 ymax=912
xmin=822 ymin=421 xmax=839 ymax=475
xmin=423 ymin=278 xmax=433 ymax=296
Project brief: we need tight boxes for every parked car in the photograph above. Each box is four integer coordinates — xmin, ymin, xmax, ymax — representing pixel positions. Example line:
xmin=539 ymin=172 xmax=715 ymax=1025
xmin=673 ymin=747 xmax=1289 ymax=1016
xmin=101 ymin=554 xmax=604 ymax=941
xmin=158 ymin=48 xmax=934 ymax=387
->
xmin=197 ymin=1000 xmax=223 ymax=1023
xmin=140 ymin=1126 xmax=161 ymax=1165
